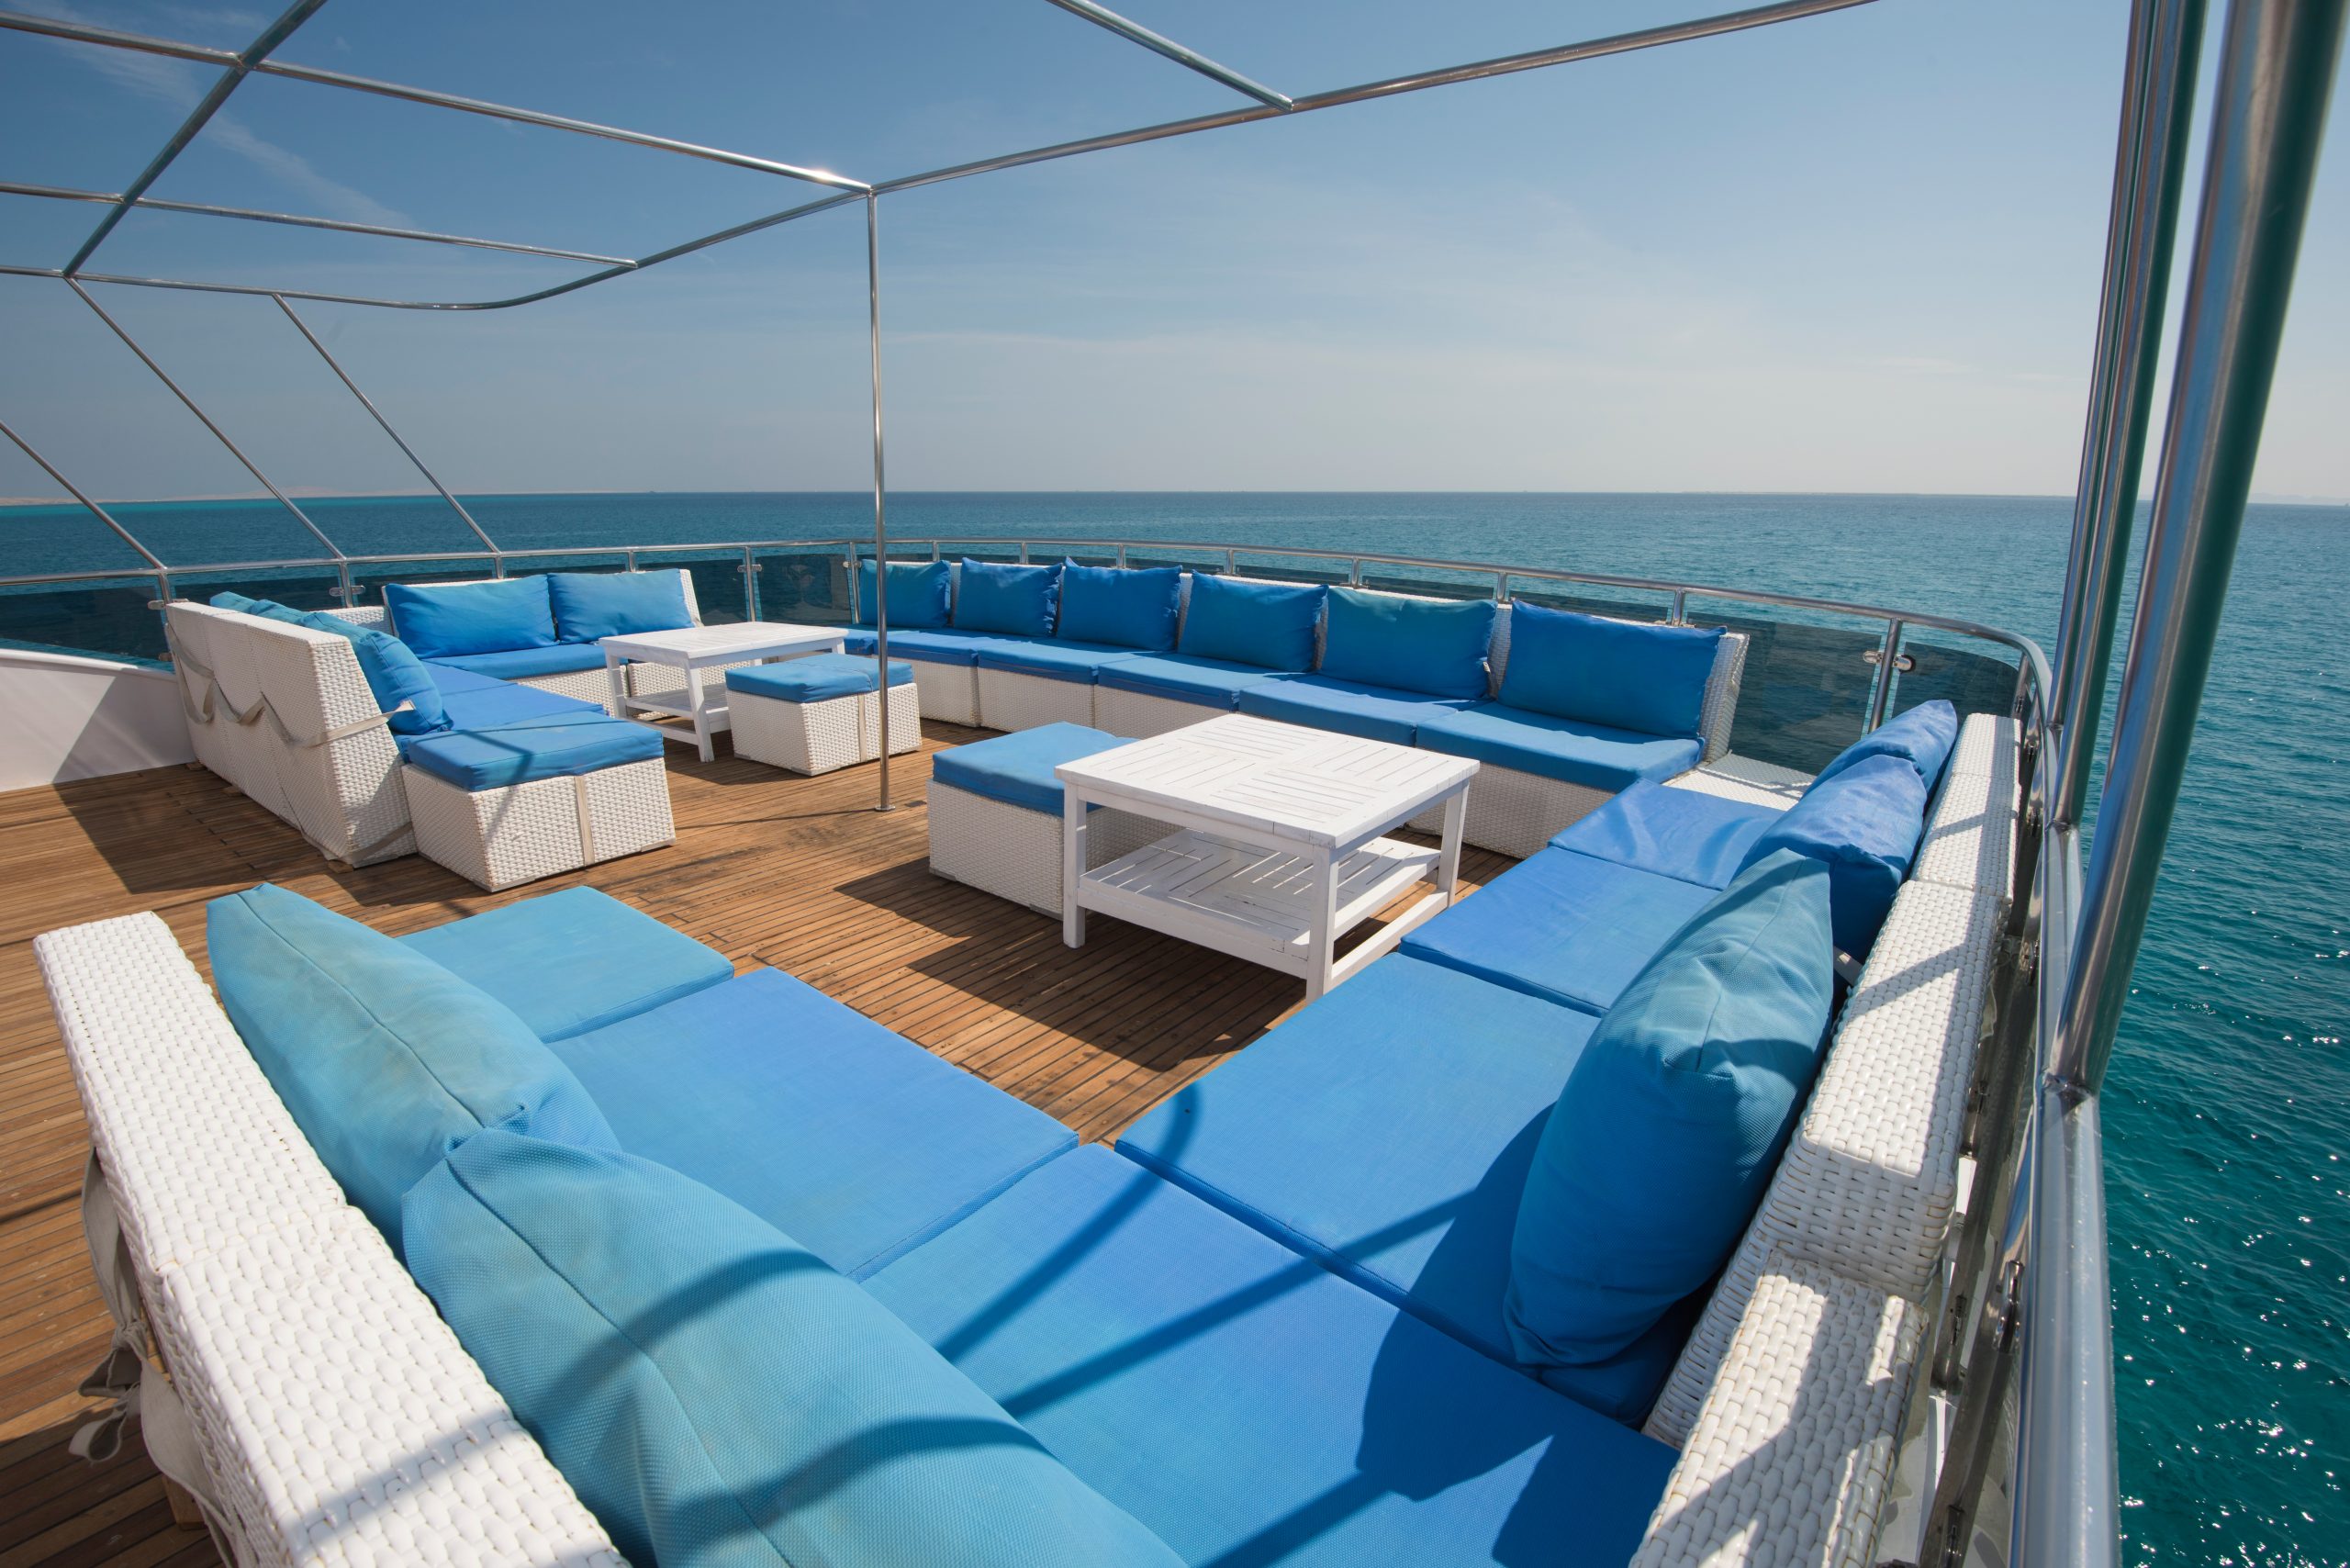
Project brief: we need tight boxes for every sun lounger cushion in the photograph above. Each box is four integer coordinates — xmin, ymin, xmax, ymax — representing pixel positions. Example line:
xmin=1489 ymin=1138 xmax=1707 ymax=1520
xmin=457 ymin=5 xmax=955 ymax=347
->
xmin=1119 ymin=955 xmax=1700 ymax=1424
xmin=726 ymin=653 xmax=913 ymax=703
xmin=1413 ymin=703 xmax=1703 ymax=792
xmin=206 ymin=883 xmax=616 ymax=1251
xmin=1400 ymin=847 xmax=1718 ymax=1016
xmin=386 ymin=577 xmax=558 ymax=659
xmin=840 ymin=627 xmax=1003 ymax=665
xmin=1735 ymin=752 xmax=1929 ymax=959
xmin=1055 ymin=563 xmax=1181 ymax=651
xmin=398 ymin=887 xmax=734 ymax=1043
xmin=1093 ymin=652 xmax=1285 ymax=707
xmin=1507 ymin=849 xmax=1835 ymax=1368
xmin=423 ymin=643 xmax=612 ymax=681
xmin=1177 ymin=574 xmax=1326 ymax=671
xmin=856 ymin=559 xmax=954 ymax=628
xmin=1318 ymin=586 xmax=1497 ymax=700
xmin=403 ymin=1132 xmax=1181 ymax=1568
xmin=930 ymin=722 xmax=1126 ymax=815
xmin=1236 ymin=674 xmax=1475 ymax=745
xmin=1812 ymin=697 xmax=1960 ymax=792
xmin=402 ymin=711 xmax=665 ymax=790
xmin=552 ymin=968 xmax=1077 ymax=1277
xmin=547 ymin=569 xmax=693 ymax=643
xmin=295 ymin=610 xmax=450 ymax=737
xmin=954 ymin=557 xmax=1062 ymax=636
xmin=974 ymin=637 xmax=1147 ymax=684
xmin=1497 ymin=604 xmax=1724 ymax=739
xmin=432 ymin=678 xmax=607 ymax=731
xmin=1547 ymin=778 xmax=1781 ymax=890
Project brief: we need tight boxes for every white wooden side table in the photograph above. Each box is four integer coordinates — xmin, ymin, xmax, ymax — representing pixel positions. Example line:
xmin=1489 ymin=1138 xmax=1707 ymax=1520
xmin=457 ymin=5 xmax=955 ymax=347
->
xmin=600 ymin=622 xmax=845 ymax=761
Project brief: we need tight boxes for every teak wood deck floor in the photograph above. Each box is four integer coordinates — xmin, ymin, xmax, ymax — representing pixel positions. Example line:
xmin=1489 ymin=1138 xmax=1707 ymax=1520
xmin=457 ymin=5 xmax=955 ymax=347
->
xmin=0 ymin=720 xmax=1511 ymax=1567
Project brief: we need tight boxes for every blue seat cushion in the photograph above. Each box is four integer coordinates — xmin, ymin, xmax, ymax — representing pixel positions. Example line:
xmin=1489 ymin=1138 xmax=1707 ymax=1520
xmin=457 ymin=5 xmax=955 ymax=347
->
xmin=1094 ymin=652 xmax=1284 ymax=708
xmin=1813 ymin=699 xmax=1960 ymax=793
xmin=954 ymin=558 xmax=1061 ymax=637
xmin=1235 ymin=674 xmax=1474 ymax=745
xmin=404 ymin=1133 xmax=1180 ymax=1568
xmin=421 ymin=662 xmax=509 ymax=699
xmin=974 ymin=637 xmax=1146 ymax=685
xmin=386 ymin=577 xmax=557 ymax=660
xmin=546 ymin=569 xmax=693 ymax=644
xmin=1414 ymin=702 xmax=1703 ymax=792
xmin=296 ymin=611 xmax=449 ymax=737
xmin=1055 ymin=562 xmax=1181 ymax=651
xmin=1177 ymin=574 xmax=1325 ymax=671
xmin=434 ymin=678 xmax=606 ymax=732
xmin=206 ymin=883 xmax=616 ymax=1252
xmin=1736 ymin=752 xmax=1928 ymax=959
xmin=726 ymin=654 xmax=912 ymax=703
xmin=1319 ymin=587 xmax=1496 ymax=700
xmin=929 ymin=722 xmax=1125 ymax=816
xmin=552 ymin=968 xmax=1077 ymax=1278
xmin=1508 ymin=850 xmax=1835 ymax=1367
xmin=1401 ymin=847 xmax=1718 ymax=1017
xmin=856 ymin=558 xmax=955 ymax=629
xmin=1119 ymin=955 xmax=1697 ymax=1424
xmin=1548 ymin=779 xmax=1783 ymax=890
xmin=398 ymin=887 xmax=733 ymax=1043
xmin=865 ymin=1145 xmax=1675 ymax=1566
xmin=402 ymin=712 xmax=664 ymax=791
xmin=1499 ymin=604 xmax=1724 ymax=739
xmin=425 ymin=644 xmax=610 ymax=681
xmin=839 ymin=627 xmax=1003 ymax=666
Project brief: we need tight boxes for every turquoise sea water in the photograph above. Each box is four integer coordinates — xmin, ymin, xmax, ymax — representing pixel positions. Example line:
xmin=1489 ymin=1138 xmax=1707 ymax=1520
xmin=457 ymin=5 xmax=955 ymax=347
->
xmin=7 ymin=489 xmax=2346 ymax=1564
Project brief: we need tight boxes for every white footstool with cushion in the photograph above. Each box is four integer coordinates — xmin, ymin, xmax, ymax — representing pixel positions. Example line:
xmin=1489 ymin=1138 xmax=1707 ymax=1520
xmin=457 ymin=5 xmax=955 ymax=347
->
xmin=724 ymin=654 xmax=920 ymax=775
xmin=400 ymin=712 xmax=676 ymax=890
xmin=927 ymin=722 xmax=1168 ymax=915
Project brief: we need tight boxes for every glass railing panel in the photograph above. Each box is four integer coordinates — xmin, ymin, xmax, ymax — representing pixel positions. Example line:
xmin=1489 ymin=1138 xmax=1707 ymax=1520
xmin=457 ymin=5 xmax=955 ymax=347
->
xmin=1017 ymin=542 xmax=1119 ymax=570
xmin=343 ymin=558 xmax=498 ymax=614
xmin=1229 ymin=550 xmax=1349 ymax=587
xmin=755 ymin=544 xmax=855 ymax=625
xmin=171 ymin=566 xmax=347 ymax=616
xmin=1890 ymin=632 xmax=2021 ymax=723
xmin=633 ymin=549 xmax=753 ymax=625
xmin=1125 ymin=545 xmax=1227 ymax=577
xmin=1683 ymin=594 xmax=1886 ymax=774
xmin=0 ymin=576 xmax=170 ymax=666
xmin=1502 ymin=577 xmax=1675 ymax=623
xmin=1355 ymin=563 xmax=1503 ymax=601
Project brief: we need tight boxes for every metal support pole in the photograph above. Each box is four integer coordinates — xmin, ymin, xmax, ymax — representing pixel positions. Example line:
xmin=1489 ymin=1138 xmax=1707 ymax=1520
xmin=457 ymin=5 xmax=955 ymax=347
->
xmin=1038 ymin=0 xmax=1293 ymax=107
xmin=0 ymin=415 xmax=169 ymax=569
xmin=866 ymin=193 xmax=893 ymax=812
xmin=2048 ymin=0 xmax=2208 ymax=829
xmin=1864 ymin=618 xmax=1905 ymax=729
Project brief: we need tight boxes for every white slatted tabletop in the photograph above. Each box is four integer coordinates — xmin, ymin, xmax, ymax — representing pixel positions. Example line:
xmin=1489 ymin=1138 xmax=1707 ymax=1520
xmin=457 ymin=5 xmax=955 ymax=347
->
xmin=599 ymin=621 xmax=845 ymax=761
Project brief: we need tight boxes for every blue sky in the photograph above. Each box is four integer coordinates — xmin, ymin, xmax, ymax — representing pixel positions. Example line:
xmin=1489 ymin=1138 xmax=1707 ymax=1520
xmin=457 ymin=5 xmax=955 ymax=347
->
xmin=0 ymin=0 xmax=2343 ymax=502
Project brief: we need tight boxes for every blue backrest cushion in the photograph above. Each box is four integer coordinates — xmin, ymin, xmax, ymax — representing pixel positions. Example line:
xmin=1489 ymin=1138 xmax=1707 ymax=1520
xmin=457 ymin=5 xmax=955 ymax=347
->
xmin=1506 ymin=849 xmax=1835 ymax=1367
xmin=212 ymin=592 xmax=308 ymax=623
xmin=547 ymin=571 xmax=693 ymax=644
xmin=1056 ymin=563 xmax=1182 ymax=651
xmin=207 ymin=590 xmax=260 ymax=614
xmin=855 ymin=560 xmax=954 ymax=629
xmin=1738 ymin=752 xmax=1928 ymax=959
xmin=206 ymin=883 xmax=617 ymax=1252
xmin=296 ymin=610 xmax=450 ymax=737
xmin=1177 ymin=574 xmax=1326 ymax=671
xmin=1499 ymin=603 xmax=1725 ymax=738
xmin=954 ymin=558 xmax=1062 ymax=637
xmin=386 ymin=577 xmax=558 ymax=660
xmin=1811 ymin=699 xmax=1961 ymax=793
xmin=1318 ymin=587 xmax=1496 ymax=700
xmin=403 ymin=1132 xmax=1184 ymax=1568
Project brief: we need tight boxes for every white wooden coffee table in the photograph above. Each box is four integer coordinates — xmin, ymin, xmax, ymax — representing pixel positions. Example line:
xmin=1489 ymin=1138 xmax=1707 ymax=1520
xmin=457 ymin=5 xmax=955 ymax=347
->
xmin=601 ymin=622 xmax=845 ymax=761
xmin=1055 ymin=713 xmax=1477 ymax=999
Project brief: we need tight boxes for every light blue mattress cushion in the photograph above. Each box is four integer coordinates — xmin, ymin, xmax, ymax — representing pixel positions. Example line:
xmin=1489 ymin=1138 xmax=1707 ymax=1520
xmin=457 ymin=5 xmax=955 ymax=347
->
xmin=386 ymin=577 xmax=558 ymax=659
xmin=973 ymin=636 xmax=1146 ymax=685
xmin=1498 ymin=604 xmax=1723 ymax=739
xmin=1177 ymin=574 xmax=1326 ymax=671
xmin=855 ymin=558 xmax=955 ymax=629
xmin=398 ymin=887 xmax=734 ymax=1043
xmin=1735 ymin=752 xmax=1928 ymax=959
xmin=1507 ymin=849 xmax=1835 ymax=1367
xmin=206 ymin=883 xmax=616 ymax=1252
xmin=1118 ymin=954 xmax=1698 ymax=1425
xmin=1811 ymin=698 xmax=1961 ymax=793
xmin=546 ymin=569 xmax=693 ymax=644
xmin=551 ymin=968 xmax=1078 ymax=1278
xmin=433 ymin=678 xmax=606 ymax=732
xmin=296 ymin=610 xmax=449 ymax=737
xmin=401 ymin=712 xmax=665 ymax=790
xmin=954 ymin=557 xmax=1062 ymax=637
xmin=1400 ymin=847 xmax=1718 ymax=1017
xmin=839 ymin=627 xmax=1004 ymax=666
xmin=1318 ymin=587 xmax=1496 ymax=700
xmin=1548 ymin=779 xmax=1783 ymax=890
xmin=403 ymin=1132 xmax=1181 ymax=1568
xmin=865 ymin=1145 xmax=1676 ymax=1567
xmin=929 ymin=722 xmax=1126 ymax=815
xmin=424 ymin=643 xmax=611 ymax=681
xmin=1235 ymin=674 xmax=1475 ymax=745
xmin=1093 ymin=652 xmax=1283 ymax=708
xmin=1413 ymin=703 xmax=1703 ymax=793
xmin=726 ymin=654 xmax=912 ymax=704
xmin=1055 ymin=563 xmax=1181 ymax=651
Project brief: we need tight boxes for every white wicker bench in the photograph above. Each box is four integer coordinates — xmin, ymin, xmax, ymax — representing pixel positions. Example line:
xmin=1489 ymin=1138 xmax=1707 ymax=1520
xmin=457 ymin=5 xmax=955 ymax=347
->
xmin=342 ymin=567 xmax=708 ymax=706
xmin=726 ymin=655 xmax=921 ymax=776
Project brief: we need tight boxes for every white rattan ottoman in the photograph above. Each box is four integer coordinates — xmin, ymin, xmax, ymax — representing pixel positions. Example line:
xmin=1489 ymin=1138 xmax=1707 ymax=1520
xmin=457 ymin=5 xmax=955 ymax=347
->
xmin=725 ymin=654 xmax=921 ymax=775
xmin=400 ymin=719 xmax=677 ymax=891
xmin=925 ymin=723 xmax=1167 ymax=915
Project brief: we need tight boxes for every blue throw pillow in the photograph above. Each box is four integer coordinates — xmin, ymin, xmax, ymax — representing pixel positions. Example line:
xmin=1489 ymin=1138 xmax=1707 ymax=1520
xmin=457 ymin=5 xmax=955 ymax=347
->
xmin=1055 ymin=563 xmax=1181 ymax=651
xmin=1812 ymin=700 xmax=1961 ymax=793
xmin=297 ymin=611 xmax=450 ymax=737
xmin=211 ymin=592 xmax=308 ymax=624
xmin=1505 ymin=848 xmax=1834 ymax=1366
xmin=386 ymin=577 xmax=558 ymax=660
xmin=207 ymin=590 xmax=260 ymax=614
xmin=1318 ymin=587 xmax=1496 ymax=700
xmin=953 ymin=558 xmax=1061 ymax=636
xmin=1499 ymin=604 xmax=1725 ymax=739
xmin=856 ymin=560 xmax=954 ymax=629
xmin=403 ymin=1132 xmax=1184 ymax=1568
xmin=206 ymin=883 xmax=617 ymax=1253
xmin=1178 ymin=574 xmax=1326 ymax=671
xmin=1738 ymin=753 xmax=1929 ymax=959
xmin=547 ymin=571 xmax=693 ymax=644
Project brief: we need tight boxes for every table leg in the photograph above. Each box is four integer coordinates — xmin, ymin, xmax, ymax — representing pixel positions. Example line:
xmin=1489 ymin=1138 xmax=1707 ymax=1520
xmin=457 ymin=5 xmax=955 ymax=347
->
xmin=603 ymin=650 xmax=627 ymax=719
xmin=687 ymin=665 xmax=713 ymax=762
xmin=1437 ymin=786 xmax=1467 ymax=907
xmin=1062 ymin=784 xmax=1088 ymax=947
xmin=1305 ymin=846 xmax=1339 ymax=1001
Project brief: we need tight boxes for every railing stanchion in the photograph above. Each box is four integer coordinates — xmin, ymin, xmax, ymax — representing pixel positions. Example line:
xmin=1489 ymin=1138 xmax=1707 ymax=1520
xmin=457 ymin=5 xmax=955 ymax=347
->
xmin=865 ymin=192 xmax=893 ymax=812
xmin=1864 ymin=618 xmax=1905 ymax=730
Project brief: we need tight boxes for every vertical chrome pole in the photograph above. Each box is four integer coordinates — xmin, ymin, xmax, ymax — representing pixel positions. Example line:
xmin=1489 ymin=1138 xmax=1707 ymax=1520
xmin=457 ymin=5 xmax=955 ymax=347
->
xmin=866 ymin=192 xmax=893 ymax=810
xmin=2048 ymin=0 xmax=2208 ymax=829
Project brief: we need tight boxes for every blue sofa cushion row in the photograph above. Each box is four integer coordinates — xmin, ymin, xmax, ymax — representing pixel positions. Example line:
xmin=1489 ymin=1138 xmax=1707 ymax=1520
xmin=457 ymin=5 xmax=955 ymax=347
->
xmin=386 ymin=577 xmax=558 ymax=660
xmin=1093 ymin=652 xmax=1283 ymax=708
xmin=398 ymin=887 xmax=734 ymax=1043
xmin=866 ymin=1146 xmax=1676 ymax=1566
xmin=1318 ymin=587 xmax=1496 ymax=700
xmin=972 ymin=638 xmax=1144 ymax=686
xmin=547 ymin=570 xmax=693 ymax=644
xmin=1235 ymin=674 xmax=1474 ymax=746
xmin=1500 ymin=604 xmax=1724 ymax=739
xmin=552 ymin=968 xmax=1079 ymax=1279
xmin=426 ymin=643 xmax=611 ymax=681
xmin=403 ymin=711 xmax=665 ymax=791
xmin=954 ymin=558 xmax=1062 ymax=637
xmin=930 ymin=722 xmax=1125 ymax=816
xmin=1056 ymin=563 xmax=1181 ymax=652
xmin=294 ymin=610 xmax=449 ymax=737
xmin=1178 ymin=574 xmax=1325 ymax=671
xmin=1507 ymin=849 xmax=1836 ymax=1367
xmin=727 ymin=654 xmax=912 ymax=704
xmin=207 ymin=883 xmax=617 ymax=1251
xmin=1548 ymin=779 xmax=1783 ymax=890
xmin=1415 ymin=702 xmax=1704 ymax=793
xmin=840 ymin=628 xmax=1002 ymax=666
xmin=856 ymin=559 xmax=955 ymax=629
xmin=404 ymin=1134 xmax=1181 ymax=1568
xmin=1736 ymin=752 xmax=1929 ymax=959
xmin=1118 ymin=955 xmax=1700 ymax=1424
xmin=1813 ymin=698 xmax=1960 ymax=793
